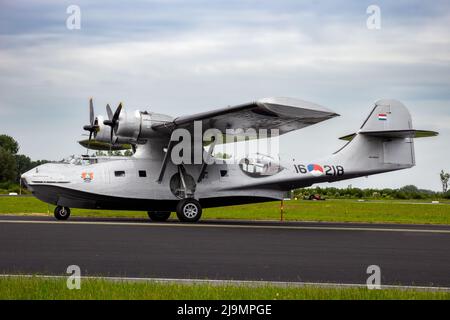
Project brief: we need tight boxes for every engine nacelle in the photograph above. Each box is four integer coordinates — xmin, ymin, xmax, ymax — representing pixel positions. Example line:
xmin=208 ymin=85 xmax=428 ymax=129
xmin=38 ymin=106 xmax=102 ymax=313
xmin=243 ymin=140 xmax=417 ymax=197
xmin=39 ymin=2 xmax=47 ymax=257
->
xmin=114 ymin=110 xmax=173 ymax=141
xmin=94 ymin=115 xmax=136 ymax=145
xmin=114 ymin=110 xmax=141 ymax=141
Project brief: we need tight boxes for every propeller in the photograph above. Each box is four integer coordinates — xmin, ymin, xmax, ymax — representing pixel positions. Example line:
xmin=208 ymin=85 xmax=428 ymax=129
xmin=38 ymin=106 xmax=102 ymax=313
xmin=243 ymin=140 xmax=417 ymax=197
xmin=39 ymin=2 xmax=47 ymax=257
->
xmin=82 ymin=98 xmax=99 ymax=146
xmin=103 ymin=103 xmax=122 ymax=144
xmin=106 ymin=104 xmax=113 ymax=121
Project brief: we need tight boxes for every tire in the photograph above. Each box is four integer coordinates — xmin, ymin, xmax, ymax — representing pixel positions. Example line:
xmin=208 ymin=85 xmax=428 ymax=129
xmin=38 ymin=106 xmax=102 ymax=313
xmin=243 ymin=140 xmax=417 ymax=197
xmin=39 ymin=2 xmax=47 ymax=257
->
xmin=147 ymin=211 xmax=171 ymax=222
xmin=176 ymin=199 xmax=202 ymax=222
xmin=54 ymin=206 xmax=70 ymax=220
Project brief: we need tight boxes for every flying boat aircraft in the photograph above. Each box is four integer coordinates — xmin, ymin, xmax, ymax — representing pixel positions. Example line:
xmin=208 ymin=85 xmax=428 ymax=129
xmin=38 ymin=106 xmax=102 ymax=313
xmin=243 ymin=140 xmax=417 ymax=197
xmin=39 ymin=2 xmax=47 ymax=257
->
xmin=21 ymin=97 xmax=437 ymax=222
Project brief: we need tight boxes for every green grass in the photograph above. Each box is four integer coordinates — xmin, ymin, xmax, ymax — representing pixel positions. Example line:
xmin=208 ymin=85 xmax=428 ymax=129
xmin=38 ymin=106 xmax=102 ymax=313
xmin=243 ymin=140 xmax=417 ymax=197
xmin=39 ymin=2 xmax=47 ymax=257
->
xmin=0 ymin=196 xmax=449 ymax=224
xmin=0 ymin=277 xmax=448 ymax=300
xmin=205 ymin=200 xmax=450 ymax=224
xmin=0 ymin=196 xmax=143 ymax=217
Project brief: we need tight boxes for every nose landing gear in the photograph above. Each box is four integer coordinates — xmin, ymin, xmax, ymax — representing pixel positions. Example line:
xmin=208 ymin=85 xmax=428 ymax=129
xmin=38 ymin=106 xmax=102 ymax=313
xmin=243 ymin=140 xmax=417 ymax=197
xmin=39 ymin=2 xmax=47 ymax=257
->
xmin=54 ymin=206 xmax=71 ymax=220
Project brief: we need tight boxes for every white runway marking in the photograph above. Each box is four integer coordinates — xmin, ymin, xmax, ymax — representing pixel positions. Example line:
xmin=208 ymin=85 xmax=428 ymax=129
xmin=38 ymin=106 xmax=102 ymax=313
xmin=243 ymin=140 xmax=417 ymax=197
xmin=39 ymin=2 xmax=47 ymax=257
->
xmin=0 ymin=274 xmax=448 ymax=291
xmin=0 ymin=219 xmax=449 ymax=234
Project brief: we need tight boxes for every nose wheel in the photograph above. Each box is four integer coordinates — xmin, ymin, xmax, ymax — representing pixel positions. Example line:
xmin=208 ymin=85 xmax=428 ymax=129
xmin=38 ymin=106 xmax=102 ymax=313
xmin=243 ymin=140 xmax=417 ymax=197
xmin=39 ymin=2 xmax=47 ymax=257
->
xmin=176 ymin=199 xmax=202 ymax=222
xmin=54 ymin=206 xmax=71 ymax=220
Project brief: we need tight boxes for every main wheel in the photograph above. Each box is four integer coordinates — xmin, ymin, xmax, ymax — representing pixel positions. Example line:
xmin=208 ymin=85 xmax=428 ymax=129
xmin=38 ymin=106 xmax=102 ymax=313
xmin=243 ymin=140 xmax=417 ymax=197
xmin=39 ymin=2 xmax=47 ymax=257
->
xmin=147 ymin=211 xmax=171 ymax=222
xmin=54 ymin=206 xmax=70 ymax=220
xmin=176 ymin=199 xmax=202 ymax=222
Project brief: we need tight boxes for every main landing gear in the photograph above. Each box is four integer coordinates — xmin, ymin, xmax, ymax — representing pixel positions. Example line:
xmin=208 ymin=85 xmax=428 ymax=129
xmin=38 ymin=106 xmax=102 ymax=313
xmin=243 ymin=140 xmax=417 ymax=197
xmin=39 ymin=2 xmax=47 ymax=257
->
xmin=176 ymin=198 xmax=202 ymax=222
xmin=53 ymin=202 xmax=202 ymax=223
xmin=147 ymin=199 xmax=203 ymax=223
xmin=54 ymin=206 xmax=71 ymax=220
xmin=147 ymin=211 xmax=171 ymax=222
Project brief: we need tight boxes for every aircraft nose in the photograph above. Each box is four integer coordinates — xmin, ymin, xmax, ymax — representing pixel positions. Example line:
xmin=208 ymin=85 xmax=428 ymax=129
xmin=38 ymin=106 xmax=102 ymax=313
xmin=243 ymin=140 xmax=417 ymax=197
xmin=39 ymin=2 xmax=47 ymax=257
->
xmin=20 ymin=164 xmax=47 ymax=187
xmin=21 ymin=163 xmax=70 ymax=186
xmin=20 ymin=169 xmax=34 ymax=191
xmin=21 ymin=168 xmax=32 ymax=184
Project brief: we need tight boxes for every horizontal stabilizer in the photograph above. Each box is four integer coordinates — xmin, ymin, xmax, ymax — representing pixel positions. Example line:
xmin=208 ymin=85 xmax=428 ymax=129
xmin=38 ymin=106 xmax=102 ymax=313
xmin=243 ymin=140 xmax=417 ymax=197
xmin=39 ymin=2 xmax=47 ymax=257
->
xmin=339 ymin=129 xmax=438 ymax=141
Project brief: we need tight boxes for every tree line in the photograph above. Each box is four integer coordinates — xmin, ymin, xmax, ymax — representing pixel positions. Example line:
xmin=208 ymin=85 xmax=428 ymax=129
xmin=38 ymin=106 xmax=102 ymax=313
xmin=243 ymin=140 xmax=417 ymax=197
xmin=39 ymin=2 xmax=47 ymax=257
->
xmin=0 ymin=135 xmax=51 ymax=193
xmin=294 ymin=184 xmax=450 ymax=200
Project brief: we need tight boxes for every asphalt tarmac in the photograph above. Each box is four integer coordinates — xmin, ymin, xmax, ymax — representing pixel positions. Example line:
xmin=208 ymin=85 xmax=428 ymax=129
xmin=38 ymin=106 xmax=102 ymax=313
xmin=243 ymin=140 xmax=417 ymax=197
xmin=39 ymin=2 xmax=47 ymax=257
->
xmin=0 ymin=216 xmax=449 ymax=287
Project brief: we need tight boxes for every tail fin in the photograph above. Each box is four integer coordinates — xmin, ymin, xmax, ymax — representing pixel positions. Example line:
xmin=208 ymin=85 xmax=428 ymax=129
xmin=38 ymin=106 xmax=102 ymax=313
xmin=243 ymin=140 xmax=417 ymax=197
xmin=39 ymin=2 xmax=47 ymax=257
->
xmin=360 ymin=99 xmax=413 ymax=132
xmin=334 ymin=99 xmax=437 ymax=171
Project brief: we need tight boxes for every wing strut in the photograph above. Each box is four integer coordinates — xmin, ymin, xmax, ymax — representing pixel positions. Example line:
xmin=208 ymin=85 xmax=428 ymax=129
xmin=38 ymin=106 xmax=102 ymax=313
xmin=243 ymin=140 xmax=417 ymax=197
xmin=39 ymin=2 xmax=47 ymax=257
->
xmin=157 ymin=140 xmax=175 ymax=183
xmin=197 ymin=137 xmax=216 ymax=183
xmin=178 ymin=165 xmax=188 ymax=198
xmin=176 ymin=165 xmax=195 ymax=198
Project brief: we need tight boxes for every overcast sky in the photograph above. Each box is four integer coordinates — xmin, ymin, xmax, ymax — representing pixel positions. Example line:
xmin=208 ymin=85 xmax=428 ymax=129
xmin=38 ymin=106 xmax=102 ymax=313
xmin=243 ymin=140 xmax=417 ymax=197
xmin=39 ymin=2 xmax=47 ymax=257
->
xmin=0 ymin=0 xmax=449 ymax=190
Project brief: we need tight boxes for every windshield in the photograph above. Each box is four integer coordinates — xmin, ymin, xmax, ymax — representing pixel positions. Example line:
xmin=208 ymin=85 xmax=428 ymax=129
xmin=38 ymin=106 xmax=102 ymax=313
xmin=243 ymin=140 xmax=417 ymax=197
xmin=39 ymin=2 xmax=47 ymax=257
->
xmin=60 ymin=155 xmax=98 ymax=165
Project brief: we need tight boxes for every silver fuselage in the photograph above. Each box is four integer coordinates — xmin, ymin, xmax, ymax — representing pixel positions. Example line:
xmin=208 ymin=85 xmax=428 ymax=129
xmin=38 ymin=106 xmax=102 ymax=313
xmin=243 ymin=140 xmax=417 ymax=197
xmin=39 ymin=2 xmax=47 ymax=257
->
xmin=21 ymin=138 xmax=411 ymax=212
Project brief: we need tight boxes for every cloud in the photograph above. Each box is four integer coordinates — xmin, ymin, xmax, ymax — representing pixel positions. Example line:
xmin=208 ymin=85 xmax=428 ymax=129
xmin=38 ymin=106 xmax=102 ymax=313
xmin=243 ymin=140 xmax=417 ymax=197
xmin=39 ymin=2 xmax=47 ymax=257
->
xmin=0 ymin=0 xmax=449 ymax=189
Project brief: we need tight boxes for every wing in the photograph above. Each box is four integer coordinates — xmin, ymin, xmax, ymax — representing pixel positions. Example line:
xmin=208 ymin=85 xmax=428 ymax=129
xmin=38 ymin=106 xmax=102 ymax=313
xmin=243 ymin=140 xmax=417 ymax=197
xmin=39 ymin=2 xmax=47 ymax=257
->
xmin=152 ymin=97 xmax=339 ymax=140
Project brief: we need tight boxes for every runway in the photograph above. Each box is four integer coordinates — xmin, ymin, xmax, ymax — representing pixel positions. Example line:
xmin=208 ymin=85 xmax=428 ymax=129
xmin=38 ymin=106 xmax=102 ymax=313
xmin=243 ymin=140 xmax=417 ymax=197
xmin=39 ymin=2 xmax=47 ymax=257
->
xmin=0 ymin=216 xmax=449 ymax=287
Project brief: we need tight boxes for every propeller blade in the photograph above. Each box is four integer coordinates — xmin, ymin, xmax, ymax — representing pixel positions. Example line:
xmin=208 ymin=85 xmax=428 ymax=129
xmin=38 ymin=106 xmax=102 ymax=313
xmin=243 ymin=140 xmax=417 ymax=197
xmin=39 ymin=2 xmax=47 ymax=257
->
xmin=113 ymin=103 xmax=122 ymax=122
xmin=110 ymin=127 xmax=114 ymax=144
xmin=84 ymin=98 xmax=99 ymax=134
xmin=89 ymin=98 xmax=94 ymax=125
xmin=93 ymin=118 xmax=99 ymax=138
xmin=106 ymin=104 xmax=113 ymax=120
xmin=87 ymin=131 xmax=93 ymax=151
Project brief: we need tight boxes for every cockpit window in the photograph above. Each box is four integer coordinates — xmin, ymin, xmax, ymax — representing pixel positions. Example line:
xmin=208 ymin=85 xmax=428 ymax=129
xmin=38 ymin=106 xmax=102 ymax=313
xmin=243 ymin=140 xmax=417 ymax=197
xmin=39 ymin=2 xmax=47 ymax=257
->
xmin=60 ymin=155 xmax=98 ymax=165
